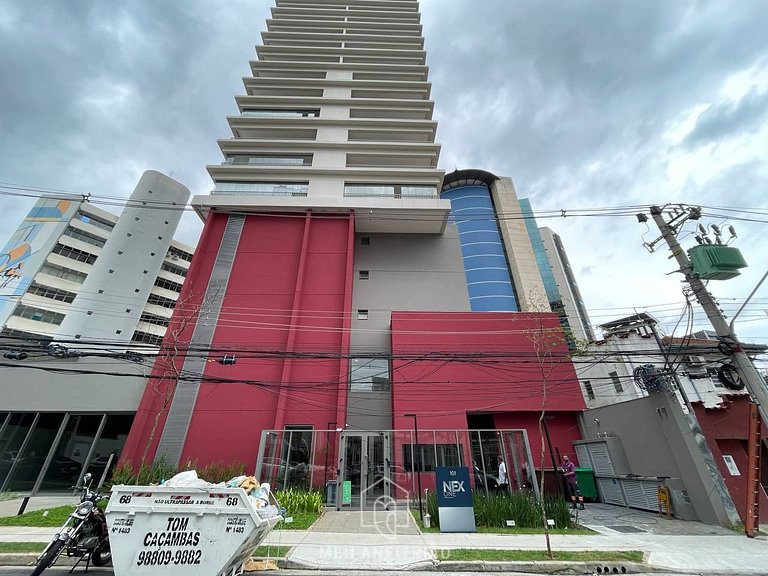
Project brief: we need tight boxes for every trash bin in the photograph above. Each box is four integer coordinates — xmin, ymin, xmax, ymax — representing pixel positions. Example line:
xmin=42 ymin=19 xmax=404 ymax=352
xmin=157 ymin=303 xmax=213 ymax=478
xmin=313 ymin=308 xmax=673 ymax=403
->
xmin=575 ymin=468 xmax=597 ymax=500
xmin=325 ymin=480 xmax=337 ymax=503
xmin=105 ymin=485 xmax=282 ymax=576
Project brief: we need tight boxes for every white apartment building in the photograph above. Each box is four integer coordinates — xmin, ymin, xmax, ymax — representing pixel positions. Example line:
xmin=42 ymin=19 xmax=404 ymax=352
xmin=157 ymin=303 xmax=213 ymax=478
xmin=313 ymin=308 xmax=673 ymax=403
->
xmin=0 ymin=171 xmax=192 ymax=494
xmin=0 ymin=172 xmax=194 ymax=349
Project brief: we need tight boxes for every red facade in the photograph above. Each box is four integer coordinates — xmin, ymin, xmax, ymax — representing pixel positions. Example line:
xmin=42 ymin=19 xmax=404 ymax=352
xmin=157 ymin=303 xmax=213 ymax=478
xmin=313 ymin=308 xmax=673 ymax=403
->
xmin=123 ymin=212 xmax=354 ymax=468
xmin=693 ymin=396 xmax=768 ymax=523
xmin=391 ymin=311 xmax=585 ymax=468
xmin=124 ymin=217 xmax=586 ymax=473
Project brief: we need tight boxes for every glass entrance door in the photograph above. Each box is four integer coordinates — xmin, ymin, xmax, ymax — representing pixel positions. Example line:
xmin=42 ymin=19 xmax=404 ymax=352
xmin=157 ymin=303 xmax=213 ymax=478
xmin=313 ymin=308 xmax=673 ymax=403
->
xmin=339 ymin=432 xmax=390 ymax=509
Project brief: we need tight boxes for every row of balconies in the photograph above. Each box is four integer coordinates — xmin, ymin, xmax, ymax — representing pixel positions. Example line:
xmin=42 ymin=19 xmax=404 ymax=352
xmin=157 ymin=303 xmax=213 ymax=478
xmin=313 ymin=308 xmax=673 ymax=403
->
xmin=266 ymin=19 xmax=422 ymax=36
xmin=272 ymin=5 xmax=420 ymax=24
xmin=262 ymin=31 xmax=424 ymax=51
xmin=250 ymin=58 xmax=428 ymax=78
xmin=218 ymin=151 xmax=437 ymax=169
xmin=256 ymin=45 xmax=426 ymax=66
xmin=226 ymin=127 xmax=436 ymax=145
xmin=276 ymin=0 xmax=419 ymax=10
xmin=245 ymin=87 xmax=430 ymax=102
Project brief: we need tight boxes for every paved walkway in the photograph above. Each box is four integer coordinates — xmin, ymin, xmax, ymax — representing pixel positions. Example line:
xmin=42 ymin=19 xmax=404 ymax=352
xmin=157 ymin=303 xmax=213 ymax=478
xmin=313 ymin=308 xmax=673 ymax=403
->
xmin=1 ymin=496 xmax=766 ymax=574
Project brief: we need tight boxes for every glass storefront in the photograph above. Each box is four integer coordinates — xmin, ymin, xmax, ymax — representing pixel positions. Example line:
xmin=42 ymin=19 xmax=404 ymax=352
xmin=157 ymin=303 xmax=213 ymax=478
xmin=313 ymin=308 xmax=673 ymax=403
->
xmin=256 ymin=428 xmax=538 ymax=510
xmin=0 ymin=411 xmax=133 ymax=494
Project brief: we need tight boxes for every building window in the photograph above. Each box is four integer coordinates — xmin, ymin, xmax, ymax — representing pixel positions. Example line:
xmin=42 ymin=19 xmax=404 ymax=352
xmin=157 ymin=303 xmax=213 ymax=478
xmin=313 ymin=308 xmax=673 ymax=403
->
xmin=131 ymin=331 xmax=163 ymax=345
xmin=52 ymin=243 xmax=97 ymax=265
xmin=26 ymin=283 xmax=77 ymax=304
xmin=77 ymin=211 xmax=114 ymax=232
xmin=360 ymin=237 xmax=371 ymax=246
xmin=167 ymin=246 xmax=193 ymax=262
xmin=63 ymin=227 xmax=106 ymax=248
xmin=343 ymin=183 xmax=437 ymax=198
xmin=357 ymin=310 xmax=368 ymax=320
xmin=241 ymin=109 xmax=319 ymax=118
xmin=154 ymin=277 xmax=183 ymax=293
xmin=139 ymin=312 xmax=170 ymax=327
xmin=224 ymin=154 xmax=312 ymax=167
xmin=350 ymin=358 xmax=390 ymax=391
xmin=11 ymin=304 xmax=65 ymax=325
xmin=584 ymin=381 xmax=595 ymax=400
xmin=403 ymin=443 xmax=461 ymax=472
xmin=212 ymin=182 xmax=309 ymax=196
xmin=147 ymin=293 xmax=177 ymax=309
xmin=609 ymin=371 xmax=623 ymax=393
xmin=358 ymin=270 xmax=369 ymax=280
xmin=161 ymin=262 xmax=188 ymax=277
xmin=39 ymin=263 xmax=87 ymax=283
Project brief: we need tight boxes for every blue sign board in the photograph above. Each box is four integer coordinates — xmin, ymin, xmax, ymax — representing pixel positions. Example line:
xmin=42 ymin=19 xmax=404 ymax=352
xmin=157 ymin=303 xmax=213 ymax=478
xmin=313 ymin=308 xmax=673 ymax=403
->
xmin=435 ymin=466 xmax=475 ymax=532
xmin=436 ymin=466 xmax=472 ymax=507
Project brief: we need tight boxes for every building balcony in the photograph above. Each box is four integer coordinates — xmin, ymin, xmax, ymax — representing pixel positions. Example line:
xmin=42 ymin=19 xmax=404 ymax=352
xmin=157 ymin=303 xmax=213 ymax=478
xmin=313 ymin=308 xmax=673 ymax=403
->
xmin=192 ymin=192 xmax=450 ymax=235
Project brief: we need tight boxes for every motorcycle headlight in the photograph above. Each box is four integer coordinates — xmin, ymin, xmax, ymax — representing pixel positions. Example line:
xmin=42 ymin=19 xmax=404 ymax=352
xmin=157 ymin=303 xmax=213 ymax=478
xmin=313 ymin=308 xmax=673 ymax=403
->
xmin=75 ymin=501 xmax=94 ymax=516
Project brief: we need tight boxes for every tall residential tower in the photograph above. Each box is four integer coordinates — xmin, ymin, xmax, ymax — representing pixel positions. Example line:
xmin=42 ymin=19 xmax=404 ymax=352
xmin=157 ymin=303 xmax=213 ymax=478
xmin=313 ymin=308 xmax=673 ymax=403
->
xmin=124 ymin=1 xmax=587 ymax=504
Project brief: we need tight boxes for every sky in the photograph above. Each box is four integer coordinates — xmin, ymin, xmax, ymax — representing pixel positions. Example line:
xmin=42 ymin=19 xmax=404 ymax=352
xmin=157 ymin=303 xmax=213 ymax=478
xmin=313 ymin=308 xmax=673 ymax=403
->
xmin=0 ymin=0 xmax=766 ymax=349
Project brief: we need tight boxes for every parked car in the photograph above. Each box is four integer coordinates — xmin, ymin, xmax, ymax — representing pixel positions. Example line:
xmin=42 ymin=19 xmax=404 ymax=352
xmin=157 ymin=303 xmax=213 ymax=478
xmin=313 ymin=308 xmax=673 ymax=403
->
xmin=473 ymin=465 xmax=499 ymax=491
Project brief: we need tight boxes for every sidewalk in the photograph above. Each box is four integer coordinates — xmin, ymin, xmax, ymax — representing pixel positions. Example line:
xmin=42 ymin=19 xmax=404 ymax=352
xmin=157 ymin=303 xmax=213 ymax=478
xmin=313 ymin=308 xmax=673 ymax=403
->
xmin=1 ymin=497 xmax=766 ymax=574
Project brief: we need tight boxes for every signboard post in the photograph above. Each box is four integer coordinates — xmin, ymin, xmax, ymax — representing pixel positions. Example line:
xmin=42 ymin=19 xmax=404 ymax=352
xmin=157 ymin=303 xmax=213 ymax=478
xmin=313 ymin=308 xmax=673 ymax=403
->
xmin=435 ymin=466 xmax=475 ymax=532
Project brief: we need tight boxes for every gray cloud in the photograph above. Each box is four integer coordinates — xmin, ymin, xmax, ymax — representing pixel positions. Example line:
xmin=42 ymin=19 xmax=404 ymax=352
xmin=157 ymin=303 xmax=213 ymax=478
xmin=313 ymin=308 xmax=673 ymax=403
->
xmin=684 ymin=86 xmax=768 ymax=147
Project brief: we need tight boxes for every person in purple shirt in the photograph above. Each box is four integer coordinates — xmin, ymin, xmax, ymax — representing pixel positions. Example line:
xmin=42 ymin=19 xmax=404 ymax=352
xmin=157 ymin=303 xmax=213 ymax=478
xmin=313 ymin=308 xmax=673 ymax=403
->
xmin=561 ymin=455 xmax=585 ymax=510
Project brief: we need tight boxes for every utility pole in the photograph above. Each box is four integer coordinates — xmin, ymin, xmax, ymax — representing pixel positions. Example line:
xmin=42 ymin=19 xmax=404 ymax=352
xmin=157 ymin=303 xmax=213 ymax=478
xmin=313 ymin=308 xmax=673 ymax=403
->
xmin=645 ymin=205 xmax=768 ymax=426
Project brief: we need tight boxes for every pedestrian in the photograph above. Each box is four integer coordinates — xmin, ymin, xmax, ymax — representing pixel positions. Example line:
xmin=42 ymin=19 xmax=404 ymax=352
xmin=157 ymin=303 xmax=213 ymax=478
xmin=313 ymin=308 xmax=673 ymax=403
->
xmin=496 ymin=454 xmax=508 ymax=492
xmin=560 ymin=454 xmax=585 ymax=509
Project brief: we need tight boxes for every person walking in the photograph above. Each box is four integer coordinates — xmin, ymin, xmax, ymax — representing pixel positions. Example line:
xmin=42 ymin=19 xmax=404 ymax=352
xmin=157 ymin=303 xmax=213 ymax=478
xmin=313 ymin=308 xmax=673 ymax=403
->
xmin=561 ymin=454 xmax=585 ymax=509
xmin=496 ymin=454 xmax=508 ymax=492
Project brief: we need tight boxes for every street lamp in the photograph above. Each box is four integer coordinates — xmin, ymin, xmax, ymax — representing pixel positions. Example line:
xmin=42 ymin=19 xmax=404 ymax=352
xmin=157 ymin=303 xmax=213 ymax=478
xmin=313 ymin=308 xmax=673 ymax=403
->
xmin=404 ymin=413 xmax=423 ymax=521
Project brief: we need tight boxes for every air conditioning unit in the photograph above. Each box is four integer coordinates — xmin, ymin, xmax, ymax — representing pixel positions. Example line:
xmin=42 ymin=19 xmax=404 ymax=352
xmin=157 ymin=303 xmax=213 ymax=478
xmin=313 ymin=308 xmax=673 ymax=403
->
xmin=686 ymin=355 xmax=706 ymax=366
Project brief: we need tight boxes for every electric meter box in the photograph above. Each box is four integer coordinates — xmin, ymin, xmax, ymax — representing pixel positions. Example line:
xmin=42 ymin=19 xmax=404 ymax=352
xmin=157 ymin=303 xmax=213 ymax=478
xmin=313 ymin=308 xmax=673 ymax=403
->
xmin=105 ymin=485 xmax=282 ymax=576
xmin=688 ymin=245 xmax=747 ymax=280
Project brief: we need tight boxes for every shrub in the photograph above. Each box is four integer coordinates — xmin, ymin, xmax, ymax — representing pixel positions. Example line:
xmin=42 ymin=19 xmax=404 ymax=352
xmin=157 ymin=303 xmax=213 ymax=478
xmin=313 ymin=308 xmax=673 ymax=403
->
xmin=274 ymin=488 xmax=323 ymax=515
xmin=426 ymin=491 xmax=573 ymax=529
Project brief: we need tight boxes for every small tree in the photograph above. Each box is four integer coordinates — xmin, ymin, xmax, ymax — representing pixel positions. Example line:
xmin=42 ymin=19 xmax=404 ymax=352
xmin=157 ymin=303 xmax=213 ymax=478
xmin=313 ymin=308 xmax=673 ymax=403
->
xmin=524 ymin=289 xmax=572 ymax=559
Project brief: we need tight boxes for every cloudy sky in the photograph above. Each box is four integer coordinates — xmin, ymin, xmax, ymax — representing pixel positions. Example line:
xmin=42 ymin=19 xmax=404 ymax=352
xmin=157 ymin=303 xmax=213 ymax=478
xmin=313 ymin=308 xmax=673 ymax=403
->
xmin=1 ymin=0 xmax=766 ymax=348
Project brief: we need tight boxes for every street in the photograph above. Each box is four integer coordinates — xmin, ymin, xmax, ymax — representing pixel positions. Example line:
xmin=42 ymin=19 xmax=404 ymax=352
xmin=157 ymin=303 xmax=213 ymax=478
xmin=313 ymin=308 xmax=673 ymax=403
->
xmin=0 ymin=569 xmax=742 ymax=576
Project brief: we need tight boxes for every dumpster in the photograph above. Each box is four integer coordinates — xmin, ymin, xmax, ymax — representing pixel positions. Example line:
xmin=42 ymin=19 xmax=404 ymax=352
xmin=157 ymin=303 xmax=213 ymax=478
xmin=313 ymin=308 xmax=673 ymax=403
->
xmin=575 ymin=468 xmax=597 ymax=500
xmin=105 ymin=485 xmax=282 ymax=576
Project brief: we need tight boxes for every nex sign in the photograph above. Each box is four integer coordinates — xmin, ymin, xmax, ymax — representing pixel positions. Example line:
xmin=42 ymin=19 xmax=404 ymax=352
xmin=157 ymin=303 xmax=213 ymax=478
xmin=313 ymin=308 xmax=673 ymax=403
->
xmin=442 ymin=479 xmax=465 ymax=498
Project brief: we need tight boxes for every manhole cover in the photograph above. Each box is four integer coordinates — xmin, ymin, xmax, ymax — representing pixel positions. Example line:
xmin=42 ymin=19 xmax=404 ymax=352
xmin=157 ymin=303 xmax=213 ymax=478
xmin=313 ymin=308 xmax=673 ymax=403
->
xmin=605 ymin=525 xmax=647 ymax=533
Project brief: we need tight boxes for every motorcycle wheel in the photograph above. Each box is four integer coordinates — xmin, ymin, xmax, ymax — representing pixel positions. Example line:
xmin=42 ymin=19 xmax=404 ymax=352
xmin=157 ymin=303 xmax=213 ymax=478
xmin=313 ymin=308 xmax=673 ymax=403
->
xmin=91 ymin=542 xmax=112 ymax=567
xmin=30 ymin=540 xmax=65 ymax=576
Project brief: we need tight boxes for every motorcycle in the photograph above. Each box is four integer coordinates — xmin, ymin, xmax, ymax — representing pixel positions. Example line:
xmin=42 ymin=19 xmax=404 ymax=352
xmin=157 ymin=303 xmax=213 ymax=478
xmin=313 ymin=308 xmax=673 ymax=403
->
xmin=30 ymin=472 xmax=111 ymax=575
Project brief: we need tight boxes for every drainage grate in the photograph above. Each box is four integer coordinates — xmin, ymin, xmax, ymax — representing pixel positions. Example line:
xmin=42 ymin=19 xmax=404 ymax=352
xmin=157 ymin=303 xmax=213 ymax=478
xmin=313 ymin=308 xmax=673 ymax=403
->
xmin=605 ymin=525 xmax=647 ymax=533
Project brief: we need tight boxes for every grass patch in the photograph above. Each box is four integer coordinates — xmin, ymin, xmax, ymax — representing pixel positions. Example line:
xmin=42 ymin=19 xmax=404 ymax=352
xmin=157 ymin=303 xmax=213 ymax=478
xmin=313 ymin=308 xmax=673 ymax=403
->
xmin=0 ymin=505 xmax=75 ymax=527
xmin=252 ymin=545 xmax=291 ymax=558
xmin=438 ymin=549 xmax=644 ymax=563
xmin=0 ymin=542 xmax=46 ymax=553
xmin=411 ymin=510 xmax=592 ymax=535
xmin=273 ymin=511 xmax=319 ymax=530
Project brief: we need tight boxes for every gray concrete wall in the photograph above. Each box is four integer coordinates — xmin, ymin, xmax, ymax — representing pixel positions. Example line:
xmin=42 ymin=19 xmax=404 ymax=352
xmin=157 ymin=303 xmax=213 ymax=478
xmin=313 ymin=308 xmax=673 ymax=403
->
xmin=347 ymin=226 xmax=470 ymax=430
xmin=0 ymin=356 xmax=147 ymax=412
xmin=57 ymin=171 xmax=190 ymax=348
xmin=580 ymin=393 xmax=734 ymax=525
